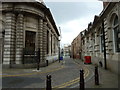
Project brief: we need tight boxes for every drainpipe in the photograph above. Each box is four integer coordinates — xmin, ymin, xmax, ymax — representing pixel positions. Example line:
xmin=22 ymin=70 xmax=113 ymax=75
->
xmin=102 ymin=20 xmax=107 ymax=69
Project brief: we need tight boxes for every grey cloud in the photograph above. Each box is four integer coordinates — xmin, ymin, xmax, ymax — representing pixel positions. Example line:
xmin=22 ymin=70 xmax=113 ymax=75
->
xmin=45 ymin=2 xmax=103 ymax=24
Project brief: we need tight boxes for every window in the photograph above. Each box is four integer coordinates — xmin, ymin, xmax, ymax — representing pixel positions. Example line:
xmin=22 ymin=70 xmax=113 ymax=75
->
xmin=47 ymin=30 xmax=49 ymax=54
xmin=51 ymin=34 xmax=52 ymax=54
xmin=54 ymin=37 xmax=56 ymax=53
xmin=25 ymin=31 xmax=36 ymax=51
xmin=100 ymin=29 xmax=104 ymax=52
xmin=113 ymin=15 xmax=120 ymax=52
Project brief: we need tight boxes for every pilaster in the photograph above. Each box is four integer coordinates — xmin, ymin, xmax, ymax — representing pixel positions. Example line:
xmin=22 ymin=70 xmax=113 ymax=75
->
xmin=42 ymin=21 xmax=47 ymax=62
xmin=52 ymin=34 xmax=54 ymax=55
xmin=3 ymin=13 xmax=16 ymax=64
xmin=15 ymin=14 xmax=24 ymax=64
xmin=49 ymin=30 xmax=51 ymax=55
xmin=38 ymin=18 xmax=43 ymax=62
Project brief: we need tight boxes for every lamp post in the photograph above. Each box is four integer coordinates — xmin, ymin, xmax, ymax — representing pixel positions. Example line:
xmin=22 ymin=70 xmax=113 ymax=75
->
xmin=102 ymin=20 xmax=107 ymax=69
xmin=58 ymin=27 xmax=62 ymax=63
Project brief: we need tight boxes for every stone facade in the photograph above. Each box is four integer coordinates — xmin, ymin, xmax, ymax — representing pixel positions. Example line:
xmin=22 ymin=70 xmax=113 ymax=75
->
xmin=63 ymin=45 xmax=71 ymax=56
xmin=0 ymin=15 xmax=2 ymax=64
xmin=81 ymin=2 xmax=120 ymax=75
xmin=0 ymin=2 xmax=60 ymax=67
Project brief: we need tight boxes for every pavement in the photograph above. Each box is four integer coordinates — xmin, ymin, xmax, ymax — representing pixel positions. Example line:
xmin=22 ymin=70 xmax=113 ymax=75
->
xmin=2 ymin=60 xmax=64 ymax=77
xmin=1 ymin=57 xmax=120 ymax=89
xmin=73 ymin=59 xmax=119 ymax=89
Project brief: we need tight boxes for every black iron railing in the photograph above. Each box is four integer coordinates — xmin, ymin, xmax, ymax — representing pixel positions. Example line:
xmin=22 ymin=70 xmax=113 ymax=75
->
xmin=22 ymin=48 xmax=40 ymax=64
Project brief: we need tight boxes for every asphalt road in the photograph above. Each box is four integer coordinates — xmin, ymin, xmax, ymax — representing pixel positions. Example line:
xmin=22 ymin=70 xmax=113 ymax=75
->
xmin=2 ymin=56 xmax=94 ymax=89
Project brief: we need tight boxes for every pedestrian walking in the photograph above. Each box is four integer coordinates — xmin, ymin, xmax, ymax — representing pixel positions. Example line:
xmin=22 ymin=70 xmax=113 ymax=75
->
xmin=60 ymin=56 xmax=64 ymax=65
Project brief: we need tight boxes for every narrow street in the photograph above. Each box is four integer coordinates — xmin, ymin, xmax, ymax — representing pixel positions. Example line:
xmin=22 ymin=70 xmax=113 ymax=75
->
xmin=1 ymin=1 xmax=120 ymax=90
xmin=2 ymin=56 xmax=94 ymax=89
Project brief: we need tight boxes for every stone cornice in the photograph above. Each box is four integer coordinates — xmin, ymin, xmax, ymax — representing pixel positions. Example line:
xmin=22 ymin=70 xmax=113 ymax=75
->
xmin=92 ymin=2 xmax=117 ymax=29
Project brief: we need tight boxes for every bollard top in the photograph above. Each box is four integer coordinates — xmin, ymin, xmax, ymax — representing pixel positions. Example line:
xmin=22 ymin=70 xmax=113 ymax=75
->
xmin=95 ymin=65 xmax=98 ymax=69
xmin=80 ymin=69 xmax=84 ymax=72
xmin=95 ymin=64 xmax=98 ymax=67
xmin=47 ymin=74 xmax=51 ymax=79
xmin=2 ymin=30 xmax=5 ymax=35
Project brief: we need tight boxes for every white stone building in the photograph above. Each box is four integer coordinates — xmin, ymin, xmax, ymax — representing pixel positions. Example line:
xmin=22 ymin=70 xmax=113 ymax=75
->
xmin=81 ymin=2 xmax=120 ymax=74
xmin=0 ymin=2 xmax=60 ymax=68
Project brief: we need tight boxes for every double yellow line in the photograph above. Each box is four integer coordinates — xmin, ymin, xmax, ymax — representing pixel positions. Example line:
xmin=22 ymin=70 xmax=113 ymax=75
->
xmin=52 ymin=61 xmax=90 ymax=88
xmin=1 ymin=66 xmax=64 ymax=77
xmin=1 ymin=59 xmax=90 ymax=89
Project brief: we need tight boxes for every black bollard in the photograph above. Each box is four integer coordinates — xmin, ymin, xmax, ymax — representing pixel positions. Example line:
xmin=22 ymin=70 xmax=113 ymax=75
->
xmin=80 ymin=69 xmax=85 ymax=90
xmin=37 ymin=48 xmax=40 ymax=70
xmin=46 ymin=60 xmax=48 ymax=66
xmin=99 ymin=61 xmax=103 ymax=67
xmin=95 ymin=66 xmax=99 ymax=85
xmin=46 ymin=75 xmax=52 ymax=90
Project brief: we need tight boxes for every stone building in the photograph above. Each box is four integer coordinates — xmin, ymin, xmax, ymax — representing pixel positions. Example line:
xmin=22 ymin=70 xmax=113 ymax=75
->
xmin=81 ymin=2 xmax=120 ymax=74
xmin=71 ymin=33 xmax=82 ymax=59
xmin=63 ymin=45 xmax=71 ymax=56
xmin=0 ymin=1 xmax=60 ymax=68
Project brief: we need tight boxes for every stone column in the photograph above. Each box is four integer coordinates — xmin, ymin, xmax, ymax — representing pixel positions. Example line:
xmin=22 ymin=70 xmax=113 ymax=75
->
xmin=3 ymin=13 xmax=16 ymax=65
xmin=54 ymin=36 xmax=56 ymax=54
xmin=38 ymin=18 xmax=43 ymax=63
xmin=55 ymin=37 xmax=57 ymax=54
xmin=49 ymin=30 xmax=51 ymax=55
xmin=56 ymin=37 xmax=59 ymax=55
xmin=55 ymin=37 xmax=58 ymax=54
xmin=15 ymin=14 xmax=24 ymax=64
xmin=52 ymin=35 xmax=54 ymax=55
xmin=42 ymin=21 xmax=47 ymax=62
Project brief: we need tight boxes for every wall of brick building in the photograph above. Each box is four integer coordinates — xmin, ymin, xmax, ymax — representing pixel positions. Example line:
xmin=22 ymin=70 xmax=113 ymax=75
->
xmin=71 ymin=33 xmax=82 ymax=59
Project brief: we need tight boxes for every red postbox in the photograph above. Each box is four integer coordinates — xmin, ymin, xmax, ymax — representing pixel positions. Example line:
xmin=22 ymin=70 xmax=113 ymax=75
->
xmin=84 ymin=56 xmax=91 ymax=64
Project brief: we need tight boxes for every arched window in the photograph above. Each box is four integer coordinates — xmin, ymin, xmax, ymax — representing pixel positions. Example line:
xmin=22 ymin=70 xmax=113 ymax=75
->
xmin=113 ymin=15 xmax=120 ymax=52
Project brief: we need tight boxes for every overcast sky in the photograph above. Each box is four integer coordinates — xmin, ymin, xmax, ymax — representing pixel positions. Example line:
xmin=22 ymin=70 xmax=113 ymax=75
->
xmin=44 ymin=1 xmax=103 ymax=47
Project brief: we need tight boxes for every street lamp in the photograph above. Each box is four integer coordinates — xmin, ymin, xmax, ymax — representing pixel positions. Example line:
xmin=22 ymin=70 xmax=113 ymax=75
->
xmin=58 ymin=27 xmax=62 ymax=63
